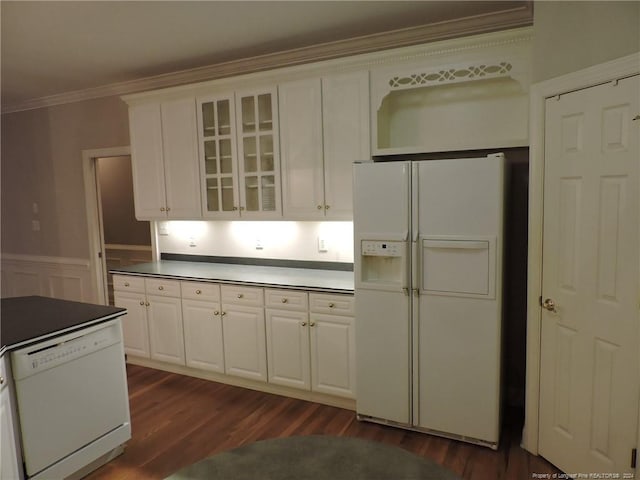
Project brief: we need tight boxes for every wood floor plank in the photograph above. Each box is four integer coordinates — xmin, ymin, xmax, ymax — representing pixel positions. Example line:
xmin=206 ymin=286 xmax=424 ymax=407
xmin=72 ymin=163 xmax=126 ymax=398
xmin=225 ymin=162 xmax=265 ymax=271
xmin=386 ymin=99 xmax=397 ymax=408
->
xmin=85 ymin=364 xmax=561 ymax=480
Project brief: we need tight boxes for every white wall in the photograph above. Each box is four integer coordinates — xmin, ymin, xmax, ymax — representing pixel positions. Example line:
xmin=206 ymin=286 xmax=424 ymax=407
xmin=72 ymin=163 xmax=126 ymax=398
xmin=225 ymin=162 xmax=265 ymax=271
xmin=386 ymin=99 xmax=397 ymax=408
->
xmin=158 ymin=220 xmax=354 ymax=263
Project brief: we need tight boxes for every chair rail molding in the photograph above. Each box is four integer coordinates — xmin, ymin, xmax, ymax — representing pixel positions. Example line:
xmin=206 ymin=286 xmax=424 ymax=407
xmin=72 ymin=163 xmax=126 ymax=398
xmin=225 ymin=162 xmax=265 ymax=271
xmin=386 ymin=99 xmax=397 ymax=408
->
xmin=1 ymin=253 xmax=95 ymax=303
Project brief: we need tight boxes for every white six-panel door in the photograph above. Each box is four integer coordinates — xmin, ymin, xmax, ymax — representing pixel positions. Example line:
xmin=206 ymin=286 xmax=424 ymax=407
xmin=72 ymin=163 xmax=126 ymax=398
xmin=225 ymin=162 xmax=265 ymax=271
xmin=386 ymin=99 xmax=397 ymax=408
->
xmin=539 ymin=75 xmax=639 ymax=473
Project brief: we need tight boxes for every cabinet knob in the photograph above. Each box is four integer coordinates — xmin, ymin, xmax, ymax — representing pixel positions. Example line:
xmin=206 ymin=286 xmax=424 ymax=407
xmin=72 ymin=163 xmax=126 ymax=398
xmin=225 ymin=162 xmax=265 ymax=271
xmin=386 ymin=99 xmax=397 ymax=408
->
xmin=140 ymin=300 xmax=145 ymax=306
xmin=325 ymin=205 xmax=330 ymax=210
xmin=240 ymin=206 xmax=245 ymax=211
xmin=301 ymin=322 xmax=307 ymax=327
xmin=158 ymin=286 xmax=164 ymax=291
xmin=221 ymin=311 xmax=227 ymax=316
xmin=166 ymin=207 xmax=171 ymax=212
xmin=237 ymin=293 xmax=243 ymax=299
xmin=281 ymin=298 xmax=288 ymax=304
xmin=124 ymin=282 xmax=130 ymax=287
xmin=328 ymin=303 xmax=335 ymax=308
xmin=317 ymin=205 xmax=322 ymax=210
xmin=160 ymin=207 xmax=166 ymax=212
xmin=214 ymin=311 xmax=220 ymax=316
xmin=196 ymin=289 xmax=202 ymax=295
xmin=145 ymin=301 xmax=150 ymax=307
xmin=233 ymin=206 xmax=238 ymax=211
xmin=0 ymin=376 xmax=5 ymax=385
xmin=309 ymin=322 xmax=316 ymax=327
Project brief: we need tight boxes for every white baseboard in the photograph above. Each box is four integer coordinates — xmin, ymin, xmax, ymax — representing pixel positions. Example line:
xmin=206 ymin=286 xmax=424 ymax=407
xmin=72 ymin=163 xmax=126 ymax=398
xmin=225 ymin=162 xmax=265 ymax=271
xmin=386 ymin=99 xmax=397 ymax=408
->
xmin=126 ymin=356 xmax=356 ymax=411
xmin=1 ymin=253 xmax=96 ymax=303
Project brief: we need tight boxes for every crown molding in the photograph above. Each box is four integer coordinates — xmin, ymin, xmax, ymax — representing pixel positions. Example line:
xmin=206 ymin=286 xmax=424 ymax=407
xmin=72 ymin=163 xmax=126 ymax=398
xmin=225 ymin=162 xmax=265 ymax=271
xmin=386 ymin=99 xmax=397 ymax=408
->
xmin=2 ymin=2 xmax=533 ymax=114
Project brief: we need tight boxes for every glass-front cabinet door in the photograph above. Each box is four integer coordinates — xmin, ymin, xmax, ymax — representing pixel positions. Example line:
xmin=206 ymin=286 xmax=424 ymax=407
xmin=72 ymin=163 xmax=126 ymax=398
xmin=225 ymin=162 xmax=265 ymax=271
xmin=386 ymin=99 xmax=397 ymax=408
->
xmin=197 ymin=94 xmax=240 ymax=218
xmin=236 ymin=88 xmax=281 ymax=217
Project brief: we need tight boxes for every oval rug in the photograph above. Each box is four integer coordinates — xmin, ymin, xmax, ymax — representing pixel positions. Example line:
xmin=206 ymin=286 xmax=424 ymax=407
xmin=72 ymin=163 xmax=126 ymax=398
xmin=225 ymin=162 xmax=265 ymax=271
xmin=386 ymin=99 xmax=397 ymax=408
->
xmin=166 ymin=435 xmax=461 ymax=480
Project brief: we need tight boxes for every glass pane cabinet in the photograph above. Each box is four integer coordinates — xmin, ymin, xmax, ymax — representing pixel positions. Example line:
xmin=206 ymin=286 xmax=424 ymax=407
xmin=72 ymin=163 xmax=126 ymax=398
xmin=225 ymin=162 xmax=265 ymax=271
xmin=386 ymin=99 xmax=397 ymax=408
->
xmin=236 ymin=89 xmax=281 ymax=216
xmin=197 ymin=88 xmax=280 ymax=218
xmin=197 ymin=95 xmax=239 ymax=218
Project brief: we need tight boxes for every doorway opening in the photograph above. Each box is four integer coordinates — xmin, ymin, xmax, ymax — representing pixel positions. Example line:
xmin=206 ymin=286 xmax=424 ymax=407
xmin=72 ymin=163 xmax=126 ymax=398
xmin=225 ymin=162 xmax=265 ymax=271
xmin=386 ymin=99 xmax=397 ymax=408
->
xmin=96 ymin=155 xmax=152 ymax=305
xmin=82 ymin=146 xmax=155 ymax=306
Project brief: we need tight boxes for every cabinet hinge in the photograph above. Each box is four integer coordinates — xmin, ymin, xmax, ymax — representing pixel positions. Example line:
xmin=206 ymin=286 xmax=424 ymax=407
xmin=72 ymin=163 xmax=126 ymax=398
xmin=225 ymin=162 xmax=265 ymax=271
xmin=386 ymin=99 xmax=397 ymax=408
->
xmin=631 ymin=448 xmax=637 ymax=469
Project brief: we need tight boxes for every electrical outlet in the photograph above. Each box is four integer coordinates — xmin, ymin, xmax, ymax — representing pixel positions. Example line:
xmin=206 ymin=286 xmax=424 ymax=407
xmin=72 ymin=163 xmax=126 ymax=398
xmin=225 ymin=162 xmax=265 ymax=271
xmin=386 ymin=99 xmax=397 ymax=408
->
xmin=158 ymin=222 xmax=169 ymax=236
xmin=189 ymin=237 xmax=196 ymax=247
xmin=318 ymin=236 xmax=328 ymax=252
xmin=255 ymin=237 xmax=264 ymax=250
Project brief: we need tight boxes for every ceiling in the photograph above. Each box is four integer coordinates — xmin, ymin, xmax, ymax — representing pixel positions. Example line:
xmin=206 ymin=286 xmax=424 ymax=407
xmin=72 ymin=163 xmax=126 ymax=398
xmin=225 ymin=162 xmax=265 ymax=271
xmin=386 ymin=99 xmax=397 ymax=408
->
xmin=1 ymin=1 xmax=530 ymax=111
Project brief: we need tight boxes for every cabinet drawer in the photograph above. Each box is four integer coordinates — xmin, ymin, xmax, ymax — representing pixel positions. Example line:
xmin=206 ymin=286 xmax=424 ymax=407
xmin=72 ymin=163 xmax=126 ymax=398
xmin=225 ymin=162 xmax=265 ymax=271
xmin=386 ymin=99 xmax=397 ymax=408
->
xmin=113 ymin=275 xmax=145 ymax=293
xmin=145 ymin=278 xmax=181 ymax=297
xmin=221 ymin=285 xmax=264 ymax=306
xmin=264 ymin=289 xmax=308 ymax=311
xmin=309 ymin=293 xmax=354 ymax=316
xmin=181 ymin=281 xmax=220 ymax=301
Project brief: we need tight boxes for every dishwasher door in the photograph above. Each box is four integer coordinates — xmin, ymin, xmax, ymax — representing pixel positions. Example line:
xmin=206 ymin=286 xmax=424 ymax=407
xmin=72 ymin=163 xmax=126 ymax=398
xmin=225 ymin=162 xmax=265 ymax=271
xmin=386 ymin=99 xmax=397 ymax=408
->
xmin=12 ymin=319 xmax=131 ymax=478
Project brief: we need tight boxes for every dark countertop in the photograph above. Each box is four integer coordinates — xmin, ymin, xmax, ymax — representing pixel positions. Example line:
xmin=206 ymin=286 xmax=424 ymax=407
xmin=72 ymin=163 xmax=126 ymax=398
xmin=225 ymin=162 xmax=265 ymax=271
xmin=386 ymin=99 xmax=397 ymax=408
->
xmin=1 ymin=296 xmax=126 ymax=352
xmin=110 ymin=260 xmax=355 ymax=293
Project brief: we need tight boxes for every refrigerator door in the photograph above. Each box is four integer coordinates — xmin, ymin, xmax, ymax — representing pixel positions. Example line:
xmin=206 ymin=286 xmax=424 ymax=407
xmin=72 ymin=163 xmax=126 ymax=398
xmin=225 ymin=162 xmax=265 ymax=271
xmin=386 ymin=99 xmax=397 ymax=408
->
xmin=353 ymin=161 xmax=412 ymax=425
xmin=413 ymin=155 xmax=504 ymax=444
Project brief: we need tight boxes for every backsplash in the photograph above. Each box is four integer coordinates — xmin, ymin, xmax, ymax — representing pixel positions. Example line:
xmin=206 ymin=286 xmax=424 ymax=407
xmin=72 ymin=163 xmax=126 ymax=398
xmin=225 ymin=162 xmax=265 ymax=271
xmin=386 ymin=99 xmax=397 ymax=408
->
xmin=157 ymin=221 xmax=354 ymax=263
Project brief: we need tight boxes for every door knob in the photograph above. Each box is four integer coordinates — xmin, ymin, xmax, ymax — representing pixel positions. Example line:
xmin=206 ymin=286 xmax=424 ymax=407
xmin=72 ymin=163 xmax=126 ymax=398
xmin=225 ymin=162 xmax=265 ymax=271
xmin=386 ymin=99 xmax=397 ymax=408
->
xmin=542 ymin=298 xmax=557 ymax=313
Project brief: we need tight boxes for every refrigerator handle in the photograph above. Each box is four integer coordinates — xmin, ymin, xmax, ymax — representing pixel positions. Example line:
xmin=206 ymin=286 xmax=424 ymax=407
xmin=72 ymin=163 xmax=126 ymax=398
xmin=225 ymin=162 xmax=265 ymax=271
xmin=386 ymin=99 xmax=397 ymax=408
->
xmin=411 ymin=240 xmax=420 ymax=296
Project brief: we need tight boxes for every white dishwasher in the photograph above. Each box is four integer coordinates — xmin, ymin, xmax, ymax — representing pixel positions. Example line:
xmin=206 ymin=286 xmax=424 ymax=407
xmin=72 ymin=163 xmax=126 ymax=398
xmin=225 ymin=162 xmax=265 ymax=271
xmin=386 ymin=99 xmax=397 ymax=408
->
xmin=11 ymin=318 xmax=131 ymax=479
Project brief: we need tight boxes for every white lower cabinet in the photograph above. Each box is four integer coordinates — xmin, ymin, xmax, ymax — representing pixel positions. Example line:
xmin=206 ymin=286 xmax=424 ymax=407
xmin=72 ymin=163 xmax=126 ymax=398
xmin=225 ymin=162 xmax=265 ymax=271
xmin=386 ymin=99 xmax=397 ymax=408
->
xmin=310 ymin=312 xmax=355 ymax=398
xmin=266 ymin=290 xmax=355 ymax=398
xmin=147 ymin=294 xmax=185 ymax=365
xmin=265 ymin=309 xmax=310 ymax=390
xmin=114 ymin=275 xmax=354 ymax=401
xmin=221 ymin=285 xmax=267 ymax=382
xmin=114 ymin=276 xmax=185 ymax=365
xmin=182 ymin=298 xmax=224 ymax=373
xmin=1 ymin=356 xmax=22 ymax=480
xmin=114 ymin=290 xmax=150 ymax=358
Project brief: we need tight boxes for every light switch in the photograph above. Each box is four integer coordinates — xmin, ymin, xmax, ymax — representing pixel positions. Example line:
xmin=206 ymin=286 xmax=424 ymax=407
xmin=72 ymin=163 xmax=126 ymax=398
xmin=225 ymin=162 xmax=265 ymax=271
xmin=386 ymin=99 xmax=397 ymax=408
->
xmin=318 ymin=237 xmax=328 ymax=252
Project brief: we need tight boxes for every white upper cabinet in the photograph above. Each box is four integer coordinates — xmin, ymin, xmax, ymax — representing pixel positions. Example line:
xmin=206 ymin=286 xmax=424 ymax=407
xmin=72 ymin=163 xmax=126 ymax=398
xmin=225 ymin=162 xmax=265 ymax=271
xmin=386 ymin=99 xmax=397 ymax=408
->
xmin=279 ymin=71 xmax=369 ymax=220
xmin=197 ymin=94 xmax=240 ymax=218
xmin=322 ymin=71 xmax=370 ymax=219
xmin=129 ymin=103 xmax=166 ymax=219
xmin=196 ymin=87 xmax=282 ymax=219
xmin=279 ymin=78 xmax=324 ymax=218
xmin=129 ymin=98 xmax=202 ymax=220
xmin=236 ymin=87 xmax=282 ymax=218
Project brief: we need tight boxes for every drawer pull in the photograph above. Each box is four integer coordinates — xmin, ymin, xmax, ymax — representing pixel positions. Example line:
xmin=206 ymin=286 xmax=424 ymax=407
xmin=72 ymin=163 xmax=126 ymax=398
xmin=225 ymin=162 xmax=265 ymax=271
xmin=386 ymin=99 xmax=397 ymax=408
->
xmin=158 ymin=286 xmax=164 ymax=291
xmin=124 ymin=282 xmax=130 ymax=287
xmin=281 ymin=298 xmax=288 ymax=304
xmin=328 ymin=303 xmax=335 ymax=308
xmin=196 ymin=289 xmax=202 ymax=295
xmin=237 ymin=294 xmax=243 ymax=299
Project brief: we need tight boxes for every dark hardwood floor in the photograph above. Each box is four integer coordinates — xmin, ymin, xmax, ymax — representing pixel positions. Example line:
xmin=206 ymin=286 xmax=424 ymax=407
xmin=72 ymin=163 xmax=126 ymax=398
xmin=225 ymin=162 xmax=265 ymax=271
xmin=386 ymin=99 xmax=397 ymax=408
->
xmin=86 ymin=364 xmax=560 ymax=480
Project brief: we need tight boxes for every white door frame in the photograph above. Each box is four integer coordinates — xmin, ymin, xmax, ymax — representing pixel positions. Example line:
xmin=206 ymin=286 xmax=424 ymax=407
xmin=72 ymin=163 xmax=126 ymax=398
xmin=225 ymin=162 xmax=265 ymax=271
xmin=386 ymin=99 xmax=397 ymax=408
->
xmin=81 ymin=146 xmax=132 ymax=305
xmin=524 ymin=52 xmax=640 ymax=456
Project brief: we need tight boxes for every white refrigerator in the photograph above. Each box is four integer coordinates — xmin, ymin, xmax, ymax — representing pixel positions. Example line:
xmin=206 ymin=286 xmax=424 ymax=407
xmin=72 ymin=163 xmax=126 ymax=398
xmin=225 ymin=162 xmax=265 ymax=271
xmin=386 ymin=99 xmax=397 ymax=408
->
xmin=353 ymin=153 xmax=505 ymax=449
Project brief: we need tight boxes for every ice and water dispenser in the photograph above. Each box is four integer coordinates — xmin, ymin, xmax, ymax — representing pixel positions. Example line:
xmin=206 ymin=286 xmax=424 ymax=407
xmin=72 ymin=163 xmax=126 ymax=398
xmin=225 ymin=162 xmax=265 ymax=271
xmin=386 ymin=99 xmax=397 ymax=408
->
xmin=358 ymin=240 xmax=407 ymax=290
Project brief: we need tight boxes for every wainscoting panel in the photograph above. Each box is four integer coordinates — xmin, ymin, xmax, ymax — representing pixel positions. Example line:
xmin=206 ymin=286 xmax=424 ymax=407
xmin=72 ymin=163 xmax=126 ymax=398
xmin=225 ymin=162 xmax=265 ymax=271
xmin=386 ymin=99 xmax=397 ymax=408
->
xmin=1 ymin=254 xmax=94 ymax=302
